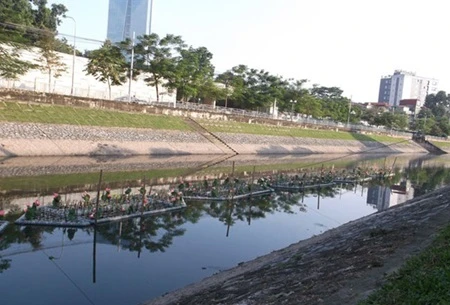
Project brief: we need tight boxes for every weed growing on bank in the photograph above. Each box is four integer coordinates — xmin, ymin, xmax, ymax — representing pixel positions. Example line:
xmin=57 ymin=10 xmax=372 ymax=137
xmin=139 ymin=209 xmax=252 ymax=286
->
xmin=359 ymin=224 xmax=450 ymax=305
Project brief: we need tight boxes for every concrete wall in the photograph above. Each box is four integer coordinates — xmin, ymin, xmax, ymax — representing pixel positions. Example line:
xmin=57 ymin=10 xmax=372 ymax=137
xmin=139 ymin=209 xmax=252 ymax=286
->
xmin=0 ymin=44 xmax=175 ymax=103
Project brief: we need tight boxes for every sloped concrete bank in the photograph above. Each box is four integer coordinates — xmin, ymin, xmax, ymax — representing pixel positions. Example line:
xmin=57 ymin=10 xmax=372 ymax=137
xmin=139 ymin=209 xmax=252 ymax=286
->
xmin=0 ymin=122 xmax=427 ymax=157
xmin=142 ymin=186 xmax=450 ymax=305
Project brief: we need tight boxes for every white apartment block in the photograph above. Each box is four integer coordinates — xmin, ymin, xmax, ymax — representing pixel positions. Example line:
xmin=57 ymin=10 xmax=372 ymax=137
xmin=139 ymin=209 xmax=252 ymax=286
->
xmin=378 ymin=70 xmax=438 ymax=108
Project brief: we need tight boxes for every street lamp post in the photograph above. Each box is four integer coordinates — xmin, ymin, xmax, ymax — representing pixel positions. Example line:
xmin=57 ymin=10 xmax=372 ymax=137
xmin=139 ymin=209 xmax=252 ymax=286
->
xmin=128 ymin=32 xmax=136 ymax=103
xmin=65 ymin=16 xmax=76 ymax=96
xmin=290 ymin=100 xmax=297 ymax=121
xmin=347 ymin=96 xmax=352 ymax=126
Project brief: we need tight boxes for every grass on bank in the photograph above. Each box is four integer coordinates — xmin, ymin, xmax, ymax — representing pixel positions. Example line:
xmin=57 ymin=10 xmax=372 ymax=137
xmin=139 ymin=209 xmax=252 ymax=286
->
xmin=0 ymin=101 xmax=191 ymax=130
xmin=200 ymin=120 xmax=402 ymax=142
xmin=358 ymin=224 xmax=450 ymax=305
xmin=430 ymin=140 xmax=450 ymax=149
xmin=0 ymin=101 xmax=407 ymax=142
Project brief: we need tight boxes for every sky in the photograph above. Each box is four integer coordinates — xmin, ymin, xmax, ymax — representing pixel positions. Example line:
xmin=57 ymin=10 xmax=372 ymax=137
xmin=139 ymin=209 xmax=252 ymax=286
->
xmin=49 ymin=0 xmax=450 ymax=103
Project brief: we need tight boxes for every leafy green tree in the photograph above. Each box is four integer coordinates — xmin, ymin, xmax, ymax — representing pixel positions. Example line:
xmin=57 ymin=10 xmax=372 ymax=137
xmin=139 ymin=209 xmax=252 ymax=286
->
xmin=0 ymin=0 xmax=34 ymax=43
xmin=311 ymin=85 xmax=344 ymax=99
xmin=0 ymin=0 xmax=68 ymax=79
xmin=133 ymin=33 xmax=185 ymax=102
xmin=0 ymin=0 xmax=35 ymax=79
xmin=215 ymin=71 xmax=236 ymax=108
xmin=0 ymin=45 xmax=36 ymax=79
xmin=53 ymin=37 xmax=82 ymax=56
xmin=37 ymin=33 xmax=67 ymax=92
xmin=425 ymin=91 xmax=450 ymax=110
xmin=197 ymin=80 xmax=227 ymax=101
xmin=422 ymin=91 xmax=450 ymax=136
xmin=283 ymin=79 xmax=308 ymax=105
xmin=169 ymin=46 xmax=215 ymax=101
xmin=85 ymin=40 xmax=127 ymax=99
xmin=415 ymin=107 xmax=436 ymax=134
xmin=216 ymin=65 xmax=248 ymax=108
xmin=298 ymin=94 xmax=322 ymax=118
xmin=30 ymin=0 xmax=67 ymax=31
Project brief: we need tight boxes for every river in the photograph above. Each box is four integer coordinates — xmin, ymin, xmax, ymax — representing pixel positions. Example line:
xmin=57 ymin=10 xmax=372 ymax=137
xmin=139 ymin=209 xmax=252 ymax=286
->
xmin=1 ymin=153 xmax=450 ymax=305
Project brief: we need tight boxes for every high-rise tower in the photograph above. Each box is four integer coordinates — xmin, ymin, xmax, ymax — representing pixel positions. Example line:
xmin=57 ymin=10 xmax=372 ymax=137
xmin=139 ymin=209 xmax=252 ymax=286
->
xmin=107 ymin=0 xmax=153 ymax=43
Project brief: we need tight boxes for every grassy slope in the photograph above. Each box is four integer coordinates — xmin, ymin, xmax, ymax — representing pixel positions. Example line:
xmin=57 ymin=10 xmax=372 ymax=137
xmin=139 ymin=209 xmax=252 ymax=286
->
xmin=0 ymin=101 xmax=192 ymax=130
xmin=200 ymin=120 xmax=402 ymax=142
xmin=0 ymin=101 xmax=404 ymax=142
xmin=359 ymin=224 xmax=450 ymax=305
xmin=430 ymin=140 xmax=450 ymax=149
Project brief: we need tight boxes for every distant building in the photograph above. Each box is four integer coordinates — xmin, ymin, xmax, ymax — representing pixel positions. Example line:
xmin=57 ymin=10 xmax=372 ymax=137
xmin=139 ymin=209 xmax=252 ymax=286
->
xmin=362 ymin=102 xmax=390 ymax=112
xmin=366 ymin=180 xmax=414 ymax=211
xmin=399 ymin=99 xmax=419 ymax=116
xmin=378 ymin=70 xmax=438 ymax=108
xmin=107 ymin=0 xmax=154 ymax=43
xmin=367 ymin=186 xmax=391 ymax=211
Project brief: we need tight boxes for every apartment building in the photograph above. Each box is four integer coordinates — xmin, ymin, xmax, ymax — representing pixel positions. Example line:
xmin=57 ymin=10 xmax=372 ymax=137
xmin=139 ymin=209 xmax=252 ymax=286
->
xmin=377 ymin=70 xmax=438 ymax=108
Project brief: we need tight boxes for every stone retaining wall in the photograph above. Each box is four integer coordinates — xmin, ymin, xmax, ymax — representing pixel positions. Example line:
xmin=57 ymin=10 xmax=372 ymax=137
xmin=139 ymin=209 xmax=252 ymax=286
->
xmin=217 ymin=133 xmax=426 ymax=155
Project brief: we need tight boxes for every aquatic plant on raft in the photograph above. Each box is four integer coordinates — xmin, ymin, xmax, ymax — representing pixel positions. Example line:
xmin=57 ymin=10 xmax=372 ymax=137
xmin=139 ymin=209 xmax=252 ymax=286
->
xmin=25 ymin=199 xmax=40 ymax=220
xmin=82 ymin=192 xmax=90 ymax=204
xmin=52 ymin=193 xmax=62 ymax=208
xmin=101 ymin=188 xmax=112 ymax=202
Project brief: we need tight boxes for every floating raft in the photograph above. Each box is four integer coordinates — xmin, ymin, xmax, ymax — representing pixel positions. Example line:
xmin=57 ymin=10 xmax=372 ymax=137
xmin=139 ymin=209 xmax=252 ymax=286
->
xmin=183 ymin=189 xmax=274 ymax=202
xmin=333 ymin=173 xmax=395 ymax=184
xmin=15 ymin=200 xmax=187 ymax=228
xmin=270 ymin=182 xmax=335 ymax=191
xmin=93 ymin=202 xmax=187 ymax=224
xmin=15 ymin=212 xmax=92 ymax=228
xmin=0 ymin=221 xmax=8 ymax=233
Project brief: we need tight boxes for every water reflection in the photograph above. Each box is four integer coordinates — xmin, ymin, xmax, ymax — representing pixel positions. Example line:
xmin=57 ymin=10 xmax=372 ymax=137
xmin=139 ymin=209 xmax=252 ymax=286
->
xmin=2 ymin=154 xmax=450 ymax=305
xmin=97 ymin=213 xmax=187 ymax=255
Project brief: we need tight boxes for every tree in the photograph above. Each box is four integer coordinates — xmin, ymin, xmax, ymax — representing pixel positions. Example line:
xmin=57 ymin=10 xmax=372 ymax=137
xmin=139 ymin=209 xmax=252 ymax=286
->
xmin=133 ymin=33 xmax=185 ymax=102
xmin=168 ymin=46 xmax=215 ymax=102
xmin=53 ymin=37 xmax=82 ymax=56
xmin=0 ymin=0 xmax=34 ymax=43
xmin=0 ymin=0 xmax=36 ymax=79
xmin=0 ymin=45 xmax=36 ymax=79
xmin=298 ymin=94 xmax=322 ymax=118
xmin=197 ymin=80 xmax=227 ymax=101
xmin=311 ymin=85 xmax=344 ymax=100
xmin=30 ymin=0 xmax=67 ymax=30
xmin=215 ymin=71 xmax=235 ymax=108
xmin=37 ymin=33 xmax=67 ymax=92
xmin=215 ymin=65 xmax=248 ymax=108
xmin=0 ymin=0 xmax=68 ymax=81
xmin=85 ymin=40 xmax=127 ymax=99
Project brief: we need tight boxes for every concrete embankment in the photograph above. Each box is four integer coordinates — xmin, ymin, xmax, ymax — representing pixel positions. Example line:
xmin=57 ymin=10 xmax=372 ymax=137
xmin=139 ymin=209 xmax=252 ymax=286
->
xmin=142 ymin=185 xmax=450 ymax=305
xmin=0 ymin=122 xmax=427 ymax=157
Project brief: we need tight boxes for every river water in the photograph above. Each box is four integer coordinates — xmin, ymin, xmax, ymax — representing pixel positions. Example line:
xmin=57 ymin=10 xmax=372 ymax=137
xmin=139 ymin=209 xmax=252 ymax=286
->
xmin=1 ymin=153 xmax=450 ymax=305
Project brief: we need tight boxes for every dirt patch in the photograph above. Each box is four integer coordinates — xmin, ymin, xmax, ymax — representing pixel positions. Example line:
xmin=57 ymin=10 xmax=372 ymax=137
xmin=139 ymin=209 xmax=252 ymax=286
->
xmin=142 ymin=186 xmax=450 ymax=305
